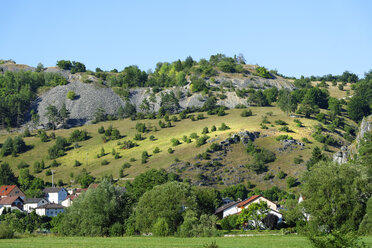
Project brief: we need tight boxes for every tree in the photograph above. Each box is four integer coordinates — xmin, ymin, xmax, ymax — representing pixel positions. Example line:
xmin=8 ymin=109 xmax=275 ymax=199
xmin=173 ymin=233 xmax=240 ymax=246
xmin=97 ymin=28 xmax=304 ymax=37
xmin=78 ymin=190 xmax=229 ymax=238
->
xmin=1 ymin=137 xmax=13 ymax=156
xmin=0 ymin=163 xmax=17 ymax=185
xmin=328 ymin=97 xmax=341 ymax=119
xmin=347 ymin=95 xmax=371 ymax=122
xmin=248 ymin=90 xmax=269 ymax=107
xmin=135 ymin=181 xmax=196 ymax=234
xmin=76 ymin=171 xmax=95 ymax=188
xmin=45 ymin=104 xmax=60 ymax=130
xmin=277 ymin=89 xmax=298 ymax=115
xmin=237 ymin=201 xmax=269 ymax=229
xmin=57 ymin=180 xmax=130 ymax=236
xmin=301 ymin=161 xmax=371 ymax=247
xmin=125 ymin=169 xmax=170 ymax=202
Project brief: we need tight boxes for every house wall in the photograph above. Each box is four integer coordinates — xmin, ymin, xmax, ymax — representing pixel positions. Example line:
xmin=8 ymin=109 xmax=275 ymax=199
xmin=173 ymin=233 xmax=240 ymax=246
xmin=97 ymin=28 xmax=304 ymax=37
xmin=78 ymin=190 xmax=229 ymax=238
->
xmin=61 ymin=198 xmax=72 ymax=207
xmin=8 ymin=187 xmax=26 ymax=200
xmin=36 ymin=208 xmax=46 ymax=216
xmin=45 ymin=208 xmax=64 ymax=217
xmin=249 ymin=197 xmax=277 ymax=211
xmin=47 ymin=190 xmax=67 ymax=204
xmin=223 ymin=205 xmax=240 ymax=218
xmin=24 ymin=199 xmax=48 ymax=213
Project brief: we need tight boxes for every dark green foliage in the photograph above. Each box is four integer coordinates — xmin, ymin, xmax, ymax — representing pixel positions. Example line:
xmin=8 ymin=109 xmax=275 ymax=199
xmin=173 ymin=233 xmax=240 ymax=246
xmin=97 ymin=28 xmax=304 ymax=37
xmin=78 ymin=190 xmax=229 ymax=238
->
xmin=48 ymin=136 xmax=68 ymax=159
xmin=306 ymin=146 xmax=326 ymax=170
xmin=255 ymin=66 xmax=272 ymax=78
xmin=23 ymin=128 xmax=31 ymax=137
xmin=98 ymin=126 xmax=105 ymax=134
xmin=57 ymin=180 xmax=129 ymax=236
xmin=69 ymin=130 xmax=89 ymax=142
xmin=168 ymin=147 xmax=174 ymax=154
xmin=153 ymin=147 xmax=160 ymax=154
xmin=240 ymin=109 xmax=253 ymax=117
xmin=0 ymin=137 xmax=13 ymax=156
xmin=56 ymin=60 xmax=86 ymax=73
xmin=276 ymin=135 xmax=292 ymax=141
xmin=101 ymin=159 xmax=109 ymax=166
xmin=76 ymin=171 xmax=95 ymax=188
xmin=294 ymin=156 xmax=304 ymax=164
xmin=347 ymin=95 xmax=371 ymax=122
xmin=136 ymin=123 xmax=147 ymax=133
xmin=263 ymin=172 xmax=274 ymax=180
xmin=125 ymin=169 xmax=171 ymax=202
xmin=277 ymin=89 xmax=298 ymax=115
xmin=202 ymin=127 xmax=209 ymax=134
xmin=248 ymin=90 xmax=269 ymax=106
xmin=73 ymin=160 xmax=82 ymax=167
xmin=221 ymin=184 xmax=248 ymax=201
xmin=171 ymin=138 xmax=180 ymax=146
xmin=66 ymin=90 xmax=76 ymax=100
xmin=277 ymin=170 xmax=286 ymax=179
xmin=160 ymin=91 xmax=180 ymax=113
xmin=39 ymin=130 xmax=49 ymax=142
xmin=302 ymin=161 xmax=370 ymax=248
xmin=135 ymin=181 xmax=196 ymax=234
xmin=246 ymin=141 xmax=276 ymax=174
xmin=50 ymin=160 xmax=59 ymax=167
xmin=0 ymin=71 xmax=67 ymax=127
xmin=0 ymin=163 xmax=17 ymax=185
xmin=218 ymin=123 xmax=229 ymax=131
xmin=286 ymin=177 xmax=297 ymax=188
xmin=275 ymin=119 xmax=287 ymax=125
xmin=1 ymin=136 xmax=27 ymax=157
xmin=278 ymin=126 xmax=290 ymax=132
xmin=196 ymin=135 xmax=209 ymax=147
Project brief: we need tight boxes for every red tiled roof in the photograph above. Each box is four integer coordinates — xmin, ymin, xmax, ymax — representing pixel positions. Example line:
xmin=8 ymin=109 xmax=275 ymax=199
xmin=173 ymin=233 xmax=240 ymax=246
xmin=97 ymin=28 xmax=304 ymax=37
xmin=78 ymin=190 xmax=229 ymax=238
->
xmin=65 ymin=194 xmax=77 ymax=200
xmin=236 ymin=195 xmax=261 ymax=208
xmin=0 ymin=196 xmax=23 ymax=205
xmin=0 ymin=185 xmax=17 ymax=197
xmin=75 ymin=188 xmax=87 ymax=193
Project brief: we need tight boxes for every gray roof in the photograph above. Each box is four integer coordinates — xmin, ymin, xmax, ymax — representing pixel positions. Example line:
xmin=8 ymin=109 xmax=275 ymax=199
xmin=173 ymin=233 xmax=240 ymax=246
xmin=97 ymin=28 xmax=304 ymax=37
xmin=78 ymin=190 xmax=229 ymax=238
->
xmin=36 ymin=203 xmax=65 ymax=209
xmin=24 ymin=198 xmax=46 ymax=204
xmin=215 ymin=201 xmax=239 ymax=215
xmin=43 ymin=187 xmax=65 ymax=193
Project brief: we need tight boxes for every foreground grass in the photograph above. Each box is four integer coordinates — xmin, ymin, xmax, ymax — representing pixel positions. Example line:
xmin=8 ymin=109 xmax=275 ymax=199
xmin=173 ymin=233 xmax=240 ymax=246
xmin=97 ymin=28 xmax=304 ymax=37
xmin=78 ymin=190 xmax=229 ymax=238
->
xmin=0 ymin=235 xmax=310 ymax=248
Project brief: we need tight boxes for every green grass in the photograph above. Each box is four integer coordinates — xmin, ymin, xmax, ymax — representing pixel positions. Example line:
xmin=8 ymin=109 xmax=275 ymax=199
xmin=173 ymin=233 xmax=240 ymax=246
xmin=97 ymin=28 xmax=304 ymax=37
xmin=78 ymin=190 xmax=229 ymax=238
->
xmin=2 ymin=236 xmax=372 ymax=248
xmin=0 ymin=235 xmax=310 ymax=248
xmin=0 ymin=107 xmax=348 ymax=187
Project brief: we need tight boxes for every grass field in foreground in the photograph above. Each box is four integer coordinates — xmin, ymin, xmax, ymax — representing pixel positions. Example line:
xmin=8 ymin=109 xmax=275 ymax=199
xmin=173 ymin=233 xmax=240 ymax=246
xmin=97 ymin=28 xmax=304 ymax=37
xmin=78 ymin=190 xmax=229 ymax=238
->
xmin=1 ymin=235 xmax=372 ymax=248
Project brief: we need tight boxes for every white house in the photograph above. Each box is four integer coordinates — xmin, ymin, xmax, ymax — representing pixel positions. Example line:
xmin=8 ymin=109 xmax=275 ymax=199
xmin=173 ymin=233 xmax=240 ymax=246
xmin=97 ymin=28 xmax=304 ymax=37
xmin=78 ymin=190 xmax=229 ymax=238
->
xmin=43 ymin=188 xmax=68 ymax=204
xmin=61 ymin=194 xmax=77 ymax=207
xmin=23 ymin=198 xmax=48 ymax=213
xmin=35 ymin=203 xmax=65 ymax=217
xmin=237 ymin=195 xmax=278 ymax=211
xmin=215 ymin=200 xmax=241 ymax=219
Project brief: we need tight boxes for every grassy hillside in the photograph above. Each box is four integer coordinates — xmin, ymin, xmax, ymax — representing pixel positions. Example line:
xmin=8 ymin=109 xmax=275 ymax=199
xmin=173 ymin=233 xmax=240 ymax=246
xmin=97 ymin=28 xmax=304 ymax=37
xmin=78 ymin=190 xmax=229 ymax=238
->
xmin=0 ymin=106 xmax=348 ymax=189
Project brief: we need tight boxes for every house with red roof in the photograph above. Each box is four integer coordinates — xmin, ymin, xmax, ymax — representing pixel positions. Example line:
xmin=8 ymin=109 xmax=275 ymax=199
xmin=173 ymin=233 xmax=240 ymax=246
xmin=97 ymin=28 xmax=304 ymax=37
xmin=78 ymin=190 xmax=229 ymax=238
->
xmin=237 ymin=195 xmax=278 ymax=211
xmin=0 ymin=185 xmax=26 ymax=200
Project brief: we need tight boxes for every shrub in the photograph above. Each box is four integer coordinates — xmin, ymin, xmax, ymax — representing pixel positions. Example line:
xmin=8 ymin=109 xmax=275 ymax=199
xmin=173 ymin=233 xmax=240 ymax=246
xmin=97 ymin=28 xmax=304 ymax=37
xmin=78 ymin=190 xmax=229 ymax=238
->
xmin=152 ymin=218 xmax=170 ymax=237
xmin=276 ymin=135 xmax=292 ymax=141
xmin=294 ymin=156 xmax=304 ymax=164
xmin=264 ymin=172 xmax=274 ymax=180
xmin=196 ymin=135 xmax=209 ymax=147
xmin=74 ymin=160 xmax=82 ymax=167
xmin=0 ymin=223 xmax=14 ymax=239
xmin=101 ymin=159 xmax=109 ymax=166
xmin=301 ymin=137 xmax=311 ymax=143
xmin=211 ymin=125 xmax=216 ymax=132
xmin=67 ymin=90 xmax=76 ymax=100
xmin=218 ymin=123 xmax=230 ymax=131
xmin=240 ymin=109 xmax=253 ymax=117
xmin=293 ymin=119 xmax=303 ymax=127
xmin=286 ymin=176 xmax=297 ymax=188
xmin=197 ymin=113 xmax=204 ymax=120
xmin=275 ymin=120 xmax=287 ymax=125
xmin=153 ymin=147 xmax=160 ymax=154
xmin=134 ymin=133 xmax=144 ymax=141
xmin=171 ymin=138 xmax=181 ymax=146
xmin=98 ymin=126 xmax=105 ymax=134
xmin=202 ymin=127 xmax=209 ymax=134
xmin=279 ymin=126 xmax=290 ymax=132
xmin=40 ymin=130 xmax=49 ymax=142
xmin=149 ymin=135 xmax=155 ymax=141
xmin=136 ymin=123 xmax=147 ymax=133
xmin=23 ymin=128 xmax=31 ymax=137
xmin=190 ymin=133 xmax=199 ymax=139
xmin=69 ymin=130 xmax=89 ymax=142
xmin=277 ymin=170 xmax=286 ymax=179
xmin=46 ymin=169 xmax=52 ymax=176
xmin=168 ymin=148 xmax=174 ymax=154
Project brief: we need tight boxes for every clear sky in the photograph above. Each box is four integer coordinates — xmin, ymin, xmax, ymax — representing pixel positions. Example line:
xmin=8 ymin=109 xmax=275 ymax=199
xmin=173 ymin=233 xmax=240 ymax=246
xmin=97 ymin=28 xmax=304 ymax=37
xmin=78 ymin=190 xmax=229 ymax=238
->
xmin=1 ymin=0 xmax=371 ymax=78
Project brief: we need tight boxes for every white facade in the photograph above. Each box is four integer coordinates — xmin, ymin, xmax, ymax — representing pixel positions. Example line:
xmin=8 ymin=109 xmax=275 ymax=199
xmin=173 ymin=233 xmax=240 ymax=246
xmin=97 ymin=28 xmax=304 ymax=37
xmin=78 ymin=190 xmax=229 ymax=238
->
xmin=23 ymin=199 xmax=48 ymax=213
xmin=61 ymin=197 xmax=73 ymax=207
xmin=35 ymin=205 xmax=65 ymax=217
xmin=223 ymin=203 xmax=240 ymax=218
xmin=45 ymin=189 xmax=68 ymax=204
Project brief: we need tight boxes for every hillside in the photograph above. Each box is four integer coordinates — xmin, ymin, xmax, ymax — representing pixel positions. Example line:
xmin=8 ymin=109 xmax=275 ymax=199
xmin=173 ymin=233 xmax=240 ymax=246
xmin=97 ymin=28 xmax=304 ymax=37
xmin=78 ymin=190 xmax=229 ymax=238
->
xmin=0 ymin=107 xmax=351 ymax=190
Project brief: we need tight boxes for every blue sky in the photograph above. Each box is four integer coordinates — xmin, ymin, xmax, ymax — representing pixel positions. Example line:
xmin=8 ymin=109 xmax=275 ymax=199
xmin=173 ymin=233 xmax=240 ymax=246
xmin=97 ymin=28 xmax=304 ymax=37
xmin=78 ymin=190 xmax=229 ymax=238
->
xmin=1 ymin=0 xmax=371 ymax=77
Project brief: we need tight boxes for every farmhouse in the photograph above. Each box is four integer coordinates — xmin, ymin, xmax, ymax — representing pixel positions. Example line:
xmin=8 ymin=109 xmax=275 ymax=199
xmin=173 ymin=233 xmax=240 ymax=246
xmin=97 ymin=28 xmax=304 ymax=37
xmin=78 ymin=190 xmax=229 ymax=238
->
xmin=35 ymin=203 xmax=65 ymax=217
xmin=43 ymin=187 xmax=68 ymax=204
xmin=0 ymin=196 xmax=24 ymax=210
xmin=23 ymin=198 xmax=48 ymax=213
xmin=61 ymin=194 xmax=77 ymax=207
xmin=237 ymin=195 xmax=278 ymax=211
xmin=0 ymin=185 xmax=26 ymax=199
xmin=215 ymin=200 xmax=241 ymax=219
